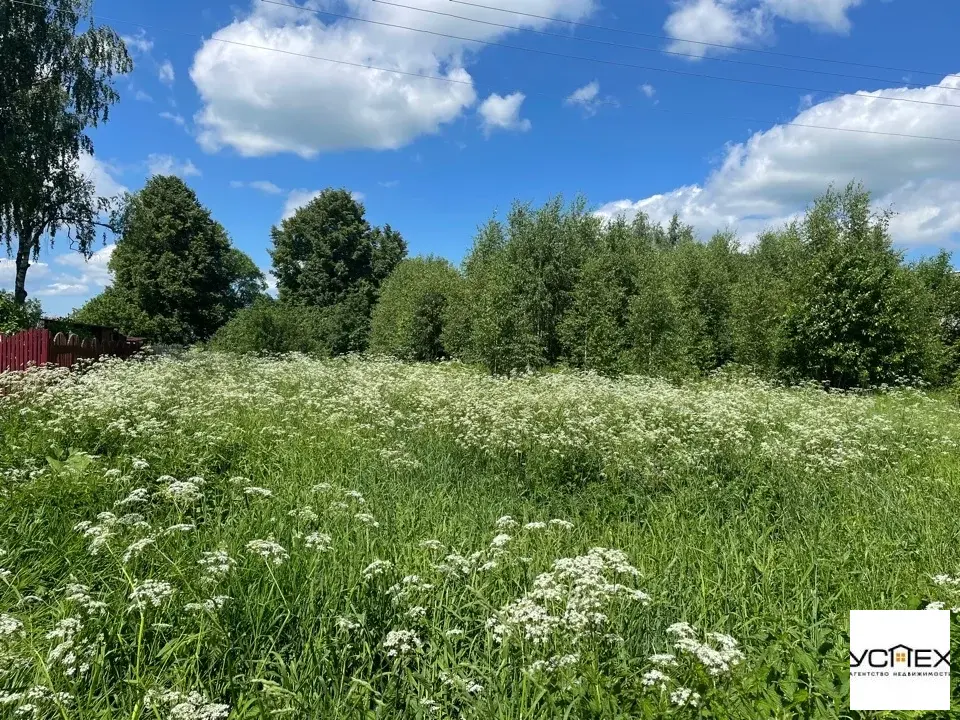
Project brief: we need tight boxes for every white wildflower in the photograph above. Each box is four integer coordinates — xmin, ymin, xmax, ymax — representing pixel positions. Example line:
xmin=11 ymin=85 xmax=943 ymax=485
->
xmin=122 ymin=537 xmax=155 ymax=564
xmin=163 ymin=523 xmax=196 ymax=535
xmin=355 ymin=512 xmax=379 ymax=527
xmin=344 ymin=490 xmax=366 ymax=504
xmin=524 ymin=521 xmax=547 ymax=531
xmin=198 ymin=550 xmax=235 ymax=582
xmin=131 ymin=458 xmax=149 ymax=470
xmin=490 ymin=534 xmax=512 ymax=549
xmin=419 ymin=539 xmax=444 ymax=551
xmin=128 ymin=580 xmax=175 ymax=611
xmin=304 ymin=532 xmax=332 ymax=551
xmin=115 ymin=488 xmax=150 ymax=507
xmin=927 ymin=601 xmax=947 ymax=610
xmin=243 ymin=486 xmax=273 ymax=498
xmin=670 ymin=687 xmax=700 ymax=707
xmin=288 ymin=506 xmax=318 ymax=522
xmin=642 ymin=669 xmax=669 ymax=687
xmin=495 ymin=515 xmax=518 ymax=529
xmin=245 ymin=539 xmax=289 ymax=566
xmin=383 ymin=629 xmax=423 ymax=657
xmin=362 ymin=559 xmax=393 ymax=579
xmin=0 ymin=613 xmax=22 ymax=637
xmin=163 ymin=480 xmax=203 ymax=504
xmin=336 ymin=616 xmax=360 ymax=631
xmin=184 ymin=596 xmax=231 ymax=613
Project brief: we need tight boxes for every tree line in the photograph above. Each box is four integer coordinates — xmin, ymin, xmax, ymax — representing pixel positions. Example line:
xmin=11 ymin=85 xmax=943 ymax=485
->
xmin=2 ymin=0 xmax=958 ymax=389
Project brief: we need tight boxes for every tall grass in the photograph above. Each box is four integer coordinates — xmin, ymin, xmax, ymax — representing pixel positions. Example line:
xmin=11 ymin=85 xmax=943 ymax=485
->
xmin=0 ymin=352 xmax=958 ymax=718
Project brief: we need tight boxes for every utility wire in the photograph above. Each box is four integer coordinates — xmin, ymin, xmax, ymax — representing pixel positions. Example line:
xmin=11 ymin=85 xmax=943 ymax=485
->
xmin=449 ymin=0 xmax=958 ymax=80
xmin=260 ymin=0 xmax=960 ymax=111
xmin=9 ymin=0 xmax=960 ymax=144
xmin=334 ymin=0 xmax=960 ymax=94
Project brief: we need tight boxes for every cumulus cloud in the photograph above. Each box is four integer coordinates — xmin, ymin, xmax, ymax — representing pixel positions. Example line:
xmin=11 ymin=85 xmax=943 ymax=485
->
xmin=479 ymin=92 xmax=531 ymax=135
xmin=231 ymin=180 xmax=283 ymax=194
xmin=146 ymin=154 xmax=201 ymax=178
xmin=158 ymin=60 xmax=175 ymax=86
xmin=189 ymin=0 xmax=593 ymax=157
xmin=122 ymin=30 xmax=154 ymax=54
xmin=159 ymin=111 xmax=186 ymax=127
xmin=564 ymin=80 xmax=617 ymax=116
xmin=77 ymin=153 xmax=127 ymax=198
xmin=280 ymin=189 xmax=365 ymax=221
xmin=664 ymin=0 xmax=864 ymax=58
xmin=595 ymin=74 xmax=960 ymax=248
xmin=641 ymin=83 xmax=657 ymax=98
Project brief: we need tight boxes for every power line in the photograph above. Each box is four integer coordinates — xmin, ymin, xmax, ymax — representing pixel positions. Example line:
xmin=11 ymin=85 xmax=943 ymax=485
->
xmin=8 ymin=0 xmax=960 ymax=145
xmin=342 ymin=0 xmax=960 ymax=94
xmin=449 ymin=0 xmax=958 ymax=81
xmin=260 ymin=0 xmax=960 ymax=111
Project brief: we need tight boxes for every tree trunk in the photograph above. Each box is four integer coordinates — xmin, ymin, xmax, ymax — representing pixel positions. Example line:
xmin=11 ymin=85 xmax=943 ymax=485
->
xmin=14 ymin=242 xmax=31 ymax=305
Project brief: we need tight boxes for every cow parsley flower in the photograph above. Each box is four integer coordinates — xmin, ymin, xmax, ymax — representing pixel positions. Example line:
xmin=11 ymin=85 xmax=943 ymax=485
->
xmin=355 ymin=512 xmax=379 ymax=528
xmin=122 ymin=537 xmax=155 ymax=564
xmin=304 ymin=532 xmax=332 ymax=551
xmin=115 ymin=488 xmax=150 ymax=507
xmin=362 ymin=559 xmax=393 ymax=579
xmin=243 ymin=486 xmax=273 ymax=498
xmin=131 ymin=458 xmax=149 ymax=470
xmin=245 ymin=539 xmax=288 ymax=566
xmin=495 ymin=516 xmax=518 ymax=530
xmin=0 ymin=613 xmax=22 ymax=637
xmin=383 ymin=629 xmax=423 ymax=657
xmin=128 ymin=580 xmax=175 ymax=611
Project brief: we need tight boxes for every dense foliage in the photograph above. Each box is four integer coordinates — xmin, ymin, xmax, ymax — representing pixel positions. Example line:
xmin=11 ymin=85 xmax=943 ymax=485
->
xmin=1 ymin=355 xmax=959 ymax=717
xmin=0 ymin=0 xmax=131 ymax=304
xmin=72 ymin=176 xmax=265 ymax=343
xmin=369 ymin=256 xmax=463 ymax=361
xmin=0 ymin=290 xmax=41 ymax=334
xmin=434 ymin=183 xmax=958 ymax=388
xmin=214 ymin=189 xmax=406 ymax=355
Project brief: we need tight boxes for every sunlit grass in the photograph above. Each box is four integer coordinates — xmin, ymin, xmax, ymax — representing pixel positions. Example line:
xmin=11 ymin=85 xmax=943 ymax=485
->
xmin=0 ymin=352 xmax=958 ymax=718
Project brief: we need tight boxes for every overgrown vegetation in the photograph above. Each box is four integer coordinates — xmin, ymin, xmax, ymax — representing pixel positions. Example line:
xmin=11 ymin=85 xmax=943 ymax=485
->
xmin=1 ymin=354 xmax=959 ymax=718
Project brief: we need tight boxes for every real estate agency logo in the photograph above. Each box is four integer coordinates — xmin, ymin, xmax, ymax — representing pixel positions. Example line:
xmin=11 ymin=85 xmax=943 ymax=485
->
xmin=849 ymin=610 xmax=951 ymax=711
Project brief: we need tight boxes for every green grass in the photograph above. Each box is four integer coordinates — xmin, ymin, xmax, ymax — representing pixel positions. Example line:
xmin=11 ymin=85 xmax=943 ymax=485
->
xmin=0 ymin=352 xmax=959 ymax=718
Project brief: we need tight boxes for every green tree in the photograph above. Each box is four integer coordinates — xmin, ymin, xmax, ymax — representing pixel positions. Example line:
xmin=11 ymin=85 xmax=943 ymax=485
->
xmin=209 ymin=296 xmax=329 ymax=355
xmin=270 ymin=189 xmax=404 ymax=308
xmin=780 ymin=183 xmax=934 ymax=388
xmin=73 ymin=176 xmax=263 ymax=343
xmin=0 ymin=290 xmax=42 ymax=334
xmin=1 ymin=0 xmax=131 ymax=305
xmin=730 ymin=227 xmax=802 ymax=375
xmin=370 ymin=256 xmax=463 ymax=361
xmin=559 ymin=217 xmax=637 ymax=373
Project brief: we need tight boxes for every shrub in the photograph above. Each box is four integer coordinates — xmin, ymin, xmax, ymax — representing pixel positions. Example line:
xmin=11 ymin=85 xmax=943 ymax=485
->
xmin=0 ymin=291 xmax=42 ymax=334
xmin=369 ymin=257 xmax=463 ymax=361
xmin=209 ymin=298 xmax=322 ymax=354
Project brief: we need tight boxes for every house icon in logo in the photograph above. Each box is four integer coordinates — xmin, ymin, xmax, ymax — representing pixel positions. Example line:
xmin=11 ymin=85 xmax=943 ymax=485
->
xmin=890 ymin=644 xmax=912 ymax=666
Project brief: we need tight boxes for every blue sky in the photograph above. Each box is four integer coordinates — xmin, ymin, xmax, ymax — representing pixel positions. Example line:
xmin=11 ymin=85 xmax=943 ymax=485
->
xmin=6 ymin=0 xmax=960 ymax=316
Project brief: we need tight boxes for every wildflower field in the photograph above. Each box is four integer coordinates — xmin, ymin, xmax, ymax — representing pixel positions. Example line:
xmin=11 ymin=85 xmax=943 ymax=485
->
xmin=1 ymin=353 xmax=959 ymax=719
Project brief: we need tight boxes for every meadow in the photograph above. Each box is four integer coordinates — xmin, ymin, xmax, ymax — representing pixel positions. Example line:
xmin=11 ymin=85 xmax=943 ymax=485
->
xmin=1 ymin=351 xmax=959 ymax=719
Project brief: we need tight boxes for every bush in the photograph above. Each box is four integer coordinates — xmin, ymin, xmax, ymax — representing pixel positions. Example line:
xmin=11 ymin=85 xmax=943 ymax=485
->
xmin=369 ymin=257 xmax=463 ymax=361
xmin=209 ymin=298 xmax=324 ymax=355
xmin=0 ymin=291 xmax=42 ymax=334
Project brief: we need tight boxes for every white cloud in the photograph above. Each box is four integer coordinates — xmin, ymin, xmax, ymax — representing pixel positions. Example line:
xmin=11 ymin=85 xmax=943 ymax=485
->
xmin=158 ymin=60 xmax=175 ymax=86
xmin=54 ymin=245 xmax=116 ymax=289
xmin=35 ymin=283 xmax=89 ymax=297
xmin=146 ymin=154 xmax=201 ymax=178
xmin=763 ymin=0 xmax=864 ymax=31
xmin=479 ymin=92 xmax=531 ymax=135
xmin=134 ymin=89 xmax=153 ymax=103
xmin=564 ymin=80 xmax=617 ymax=116
xmin=663 ymin=0 xmax=863 ymax=58
xmin=77 ymin=153 xmax=127 ymax=198
xmin=641 ymin=83 xmax=656 ymax=98
xmin=159 ymin=111 xmax=186 ymax=127
xmin=596 ymin=74 xmax=960 ymax=249
xmin=122 ymin=31 xmax=154 ymax=54
xmin=379 ymin=180 xmax=400 ymax=188
xmin=231 ymin=180 xmax=283 ymax=194
xmin=280 ymin=189 xmax=365 ymax=221
xmin=189 ymin=0 xmax=593 ymax=157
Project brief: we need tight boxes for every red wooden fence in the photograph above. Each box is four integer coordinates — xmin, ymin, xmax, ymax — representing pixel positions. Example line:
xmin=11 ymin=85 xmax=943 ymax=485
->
xmin=0 ymin=329 xmax=142 ymax=372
